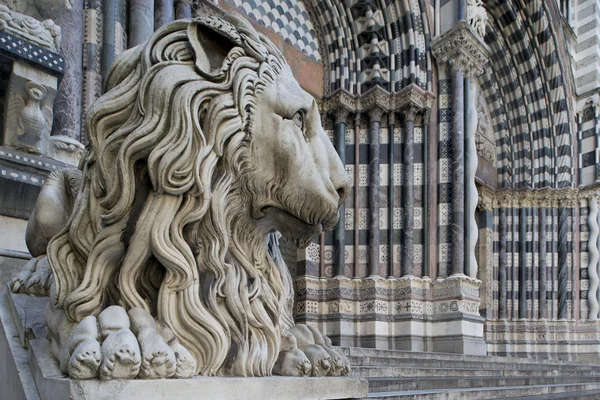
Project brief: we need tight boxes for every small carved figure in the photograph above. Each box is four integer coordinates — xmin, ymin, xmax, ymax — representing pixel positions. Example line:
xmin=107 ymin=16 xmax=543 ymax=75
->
xmin=467 ymin=0 xmax=487 ymax=38
xmin=8 ymin=80 xmax=53 ymax=154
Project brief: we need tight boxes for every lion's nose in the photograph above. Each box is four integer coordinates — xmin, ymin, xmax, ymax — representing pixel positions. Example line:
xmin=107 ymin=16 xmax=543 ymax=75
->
xmin=333 ymin=179 xmax=350 ymax=208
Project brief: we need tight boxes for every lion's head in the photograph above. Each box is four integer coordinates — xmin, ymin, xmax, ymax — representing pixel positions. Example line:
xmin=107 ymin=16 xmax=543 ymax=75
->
xmin=47 ymin=13 xmax=349 ymax=377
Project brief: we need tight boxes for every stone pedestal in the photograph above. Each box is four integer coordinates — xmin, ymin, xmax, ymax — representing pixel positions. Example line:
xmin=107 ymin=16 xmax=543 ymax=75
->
xmin=296 ymin=274 xmax=486 ymax=355
xmin=0 ymin=290 xmax=368 ymax=400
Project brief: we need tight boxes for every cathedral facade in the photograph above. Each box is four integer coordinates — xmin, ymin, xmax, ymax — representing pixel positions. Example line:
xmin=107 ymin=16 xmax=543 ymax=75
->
xmin=0 ymin=0 xmax=599 ymax=361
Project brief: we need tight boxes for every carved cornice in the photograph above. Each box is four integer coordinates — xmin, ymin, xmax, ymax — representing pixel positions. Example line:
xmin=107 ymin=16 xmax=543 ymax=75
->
xmin=0 ymin=6 xmax=61 ymax=52
xmin=430 ymin=20 xmax=490 ymax=77
xmin=492 ymin=188 xmax=584 ymax=209
xmin=321 ymin=84 xmax=435 ymax=122
xmin=331 ymin=107 xmax=350 ymax=125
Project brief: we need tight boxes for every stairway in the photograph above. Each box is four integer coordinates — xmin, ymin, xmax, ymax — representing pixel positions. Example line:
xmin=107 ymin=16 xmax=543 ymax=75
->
xmin=341 ymin=347 xmax=600 ymax=399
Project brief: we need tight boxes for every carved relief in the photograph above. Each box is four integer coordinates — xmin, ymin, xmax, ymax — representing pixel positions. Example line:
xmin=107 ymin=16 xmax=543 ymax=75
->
xmin=467 ymin=0 xmax=487 ymax=38
xmin=475 ymin=90 xmax=495 ymax=164
xmin=0 ymin=5 xmax=60 ymax=51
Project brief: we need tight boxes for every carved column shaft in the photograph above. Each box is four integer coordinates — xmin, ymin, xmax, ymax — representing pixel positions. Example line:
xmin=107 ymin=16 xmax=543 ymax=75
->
xmin=499 ymin=207 xmax=507 ymax=319
xmin=539 ymin=207 xmax=548 ymax=319
xmin=333 ymin=110 xmax=347 ymax=277
xmin=129 ymin=0 xmax=155 ymax=47
xmin=175 ymin=0 xmax=192 ymax=19
xmin=155 ymin=0 xmax=174 ymax=30
xmin=465 ymin=77 xmax=479 ymax=279
xmin=51 ymin=0 xmax=84 ymax=141
xmin=368 ymin=108 xmax=383 ymax=277
xmin=450 ymin=68 xmax=465 ymax=276
xmin=558 ymin=206 xmax=569 ymax=319
xmin=102 ymin=0 xmax=117 ymax=79
xmin=401 ymin=107 xmax=417 ymax=277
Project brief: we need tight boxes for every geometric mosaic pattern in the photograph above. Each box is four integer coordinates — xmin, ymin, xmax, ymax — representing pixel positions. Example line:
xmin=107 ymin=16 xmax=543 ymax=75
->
xmin=0 ymin=31 xmax=65 ymax=76
xmin=225 ymin=0 xmax=321 ymax=62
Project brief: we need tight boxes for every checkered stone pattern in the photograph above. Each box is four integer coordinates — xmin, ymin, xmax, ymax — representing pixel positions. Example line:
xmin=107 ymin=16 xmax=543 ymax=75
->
xmin=580 ymin=200 xmax=590 ymax=320
xmin=492 ymin=208 xmax=500 ymax=320
xmin=311 ymin=0 xmax=431 ymax=95
xmin=484 ymin=0 xmax=573 ymax=189
xmin=0 ymin=32 xmax=65 ymax=75
xmin=437 ymin=78 xmax=451 ymax=278
xmin=385 ymin=0 xmax=431 ymax=92
xmin=578 ymin=104 xmax=599 ymax=187
xmin=226 ymin=0 xmax=321 ymax=62
xmin=298 ymin=116 xmax=425 ymax=280
xmin=478 ymin=70 xmax=512 ymax=188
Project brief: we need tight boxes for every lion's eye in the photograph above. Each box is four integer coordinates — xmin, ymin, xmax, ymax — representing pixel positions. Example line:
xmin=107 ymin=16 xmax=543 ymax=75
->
xmin=292 ymin=112 xmax=303 ymax=130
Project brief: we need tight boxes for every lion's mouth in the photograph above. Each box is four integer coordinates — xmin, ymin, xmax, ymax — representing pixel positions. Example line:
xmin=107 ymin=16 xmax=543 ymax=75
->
xmin=255 ymin=206 xmax=336 ymax=248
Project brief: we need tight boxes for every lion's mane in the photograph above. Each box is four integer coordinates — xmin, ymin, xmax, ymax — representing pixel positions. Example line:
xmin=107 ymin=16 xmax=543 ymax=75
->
xmin=47 ymin=17 xmax=295 ymax=377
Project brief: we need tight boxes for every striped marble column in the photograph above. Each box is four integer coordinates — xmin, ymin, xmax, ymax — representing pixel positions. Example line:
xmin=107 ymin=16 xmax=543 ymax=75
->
xmin=333 ymin=109 xmax=348 ymax=278
xmin=388 ymin=116 xmax=395 ymax=278
xmin=368 ymin=107 xmax=384 ymax=277
xmin=588 ymin=196 xmax=600 ymax=320
xmin=354 ymin=113 xmax=361 ymax=279
xmin=519 ymin=207 xmax=527 ymax=319
xmin=499 ymin=206 xmax=508 ymax=319
xmin=558 ymin=206 xmax=569 ymax=319
xmin=401 ymin=106 xmax=419 ymax=277
xmin=539 ymin=206 xmax=548 ymax=319
xmin=450 ymin=66 xmax=465 ymax=276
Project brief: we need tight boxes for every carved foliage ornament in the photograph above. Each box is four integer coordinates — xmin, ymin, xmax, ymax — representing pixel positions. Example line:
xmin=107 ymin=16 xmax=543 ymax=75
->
xmin=13 ymin=13 xmax=353 ymax=380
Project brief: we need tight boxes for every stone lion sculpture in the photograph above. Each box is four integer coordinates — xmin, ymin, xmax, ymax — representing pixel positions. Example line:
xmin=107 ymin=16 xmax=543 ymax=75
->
xmin=11 ymin=13 xmax=351 ymax=380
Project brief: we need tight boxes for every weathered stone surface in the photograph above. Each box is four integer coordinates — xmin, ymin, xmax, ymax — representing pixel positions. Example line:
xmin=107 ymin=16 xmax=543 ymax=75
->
xmin=13 ymin=13 xmax=352 ymax=383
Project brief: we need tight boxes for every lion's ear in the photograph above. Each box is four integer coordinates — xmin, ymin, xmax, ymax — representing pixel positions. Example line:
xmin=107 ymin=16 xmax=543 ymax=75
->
xmin=187 ymin=21 xmax=237 ymax=76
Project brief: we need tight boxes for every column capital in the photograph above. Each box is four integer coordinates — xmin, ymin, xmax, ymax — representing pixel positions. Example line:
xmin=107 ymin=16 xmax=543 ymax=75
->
xmin=399 ymin=104 xmax=420 ymax=122
xmin=476 ymin=186 xmax=495 ymax=211
xmin=331 ymin=107 xmax=350 ymax=125
xmin=431 ymin=20 xmax=490 ymax=77
xmin=367 ymin=106 xmax=385 ymax=123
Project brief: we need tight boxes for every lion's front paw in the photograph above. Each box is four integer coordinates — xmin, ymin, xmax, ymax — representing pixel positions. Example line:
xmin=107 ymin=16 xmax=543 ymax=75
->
xmin=273 ymin=331 xmax=311 ymax=377
xmin=25 ymin=257 xmax=52 ymax=296
xmin=69 ymin=339 xmax=101 ymax=379
xmin=322 ymin=345 xmax=350 ymax=376
xmin=9 ymin=257 xmax=38 ymax=293
xmin=63 ymin=306 xmax=197 ymax=380
xmin=129 ymin=308 xmax=176 ymax=379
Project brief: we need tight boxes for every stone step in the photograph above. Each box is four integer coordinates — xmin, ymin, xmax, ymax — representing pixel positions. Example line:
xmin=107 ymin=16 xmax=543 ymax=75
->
xmin=363 ymin=382 xmax=600 ymax=399
xmin=366 ymin=375 xmax=600 ymax=392
xmin=353 ymin=365 xmax=600 ymax=378
xmin=339 ymin=347 xmax=599 ymax=369
xmin=501 ymin=389 xmax=600 ymax=399
xmin=348 ymin=355 xmax=600 ymax=372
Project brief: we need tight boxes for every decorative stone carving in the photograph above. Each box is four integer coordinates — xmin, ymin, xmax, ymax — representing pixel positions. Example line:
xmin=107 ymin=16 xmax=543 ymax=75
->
xmin=431 ymin=20 xmax=490 ymax=77
xmin=0 ymin=0 xmax=72 ymax=22
xmin=475 ymin=90 xmax=495 ymax=164
xmin=588 ymin=196 xmax=600 ymax=320
xmin=3 ymin=61 xmax=57 ymax=155
xmin=12 ymin=13 xmax=352 ymax=379
xmin=467 ymin=0 xmax=487 ymax=38
xmin=0 ymin=5 xmax=60 ymax=51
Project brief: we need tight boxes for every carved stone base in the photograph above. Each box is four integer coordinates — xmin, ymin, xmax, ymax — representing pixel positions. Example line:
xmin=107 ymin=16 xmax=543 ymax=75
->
xmin=486 ymin=319 xmax=600 ymax=362
xmin=0 ymin=290 xmax=368 ymax=400
xmin=295 ymin=274 xmax=486 ymax=355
